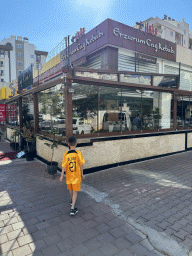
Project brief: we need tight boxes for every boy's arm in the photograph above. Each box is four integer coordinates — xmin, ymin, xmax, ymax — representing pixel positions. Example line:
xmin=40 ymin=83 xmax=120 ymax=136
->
xmin=60 ymin=167 xmax=66 ymax=181
xmin=80 ymin=164 xmax=85 ymax=180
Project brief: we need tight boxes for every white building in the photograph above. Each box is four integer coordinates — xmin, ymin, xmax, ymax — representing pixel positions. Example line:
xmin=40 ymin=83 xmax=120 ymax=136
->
xmin=134 ymin=15 xmax=192 ymax=49
xmin=0 ymin=35 xmax=48 ymax=89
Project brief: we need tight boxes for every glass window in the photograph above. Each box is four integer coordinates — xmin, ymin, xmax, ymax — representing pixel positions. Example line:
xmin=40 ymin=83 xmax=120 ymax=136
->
xmin=99 ymin=86 xmax=122 ymax=133
xmin=31 ymin=55 xmax=34 ymax=58
xmin=38 ymin=84 xmax=65 ymax=136
xmin=170 ymin=31 xmax=173 ymax=37
xmin=121 ymin=88 xmax=141 ymax=131
xmin=6 ymin=101 xmax=19 ymax=126
xmin=184 ymin=30 xmax=186 ymax=35
xmin=17 ymin=53 xmax=23 ymax=57
xmin=22 ymin=95 xmax=34 ymax=126
xmin=17 ymin=70 xmax=22 ymax=75
xmin=16 ymin=44 xmax=22 ymax=48
xmin=72 ymin=83 xmax=98 ymax=135
xmin=178 ymin=96 xmax=191 ymax=128
xmin=1 ymin=79 xmax=4 ymax=82
xmin=153 ymin=76 xmax=177 ymax=88
xmin=17 ymin=61 xmax=23 ymax=66
xmin=0 ymin=61 xmax=3 ymax=67
xmin=120 ymin=74 xmax=151 ymax=86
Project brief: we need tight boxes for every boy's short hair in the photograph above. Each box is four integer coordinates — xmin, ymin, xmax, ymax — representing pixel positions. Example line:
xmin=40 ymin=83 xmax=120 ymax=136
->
xmin=68 ymin=136 xmax=77 ymax=146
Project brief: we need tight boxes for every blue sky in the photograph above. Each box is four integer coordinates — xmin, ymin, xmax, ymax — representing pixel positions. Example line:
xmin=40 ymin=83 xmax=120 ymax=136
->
xmin=0 ymin=0 xmax=192 ymax=54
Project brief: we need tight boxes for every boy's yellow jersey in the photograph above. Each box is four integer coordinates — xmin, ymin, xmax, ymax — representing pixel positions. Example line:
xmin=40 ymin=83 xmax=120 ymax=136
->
xmin=62 ymin=150 xmax=85 ymax=184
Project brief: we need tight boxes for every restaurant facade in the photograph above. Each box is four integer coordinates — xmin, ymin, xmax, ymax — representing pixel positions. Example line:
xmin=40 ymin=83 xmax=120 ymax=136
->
xmin=4 ymin=18 xmax=192 ymax=170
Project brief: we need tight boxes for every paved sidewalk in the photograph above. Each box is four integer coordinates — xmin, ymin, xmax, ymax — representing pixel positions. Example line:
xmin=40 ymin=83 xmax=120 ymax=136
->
xmin=0 ymin=140 xmax=192 ymax=255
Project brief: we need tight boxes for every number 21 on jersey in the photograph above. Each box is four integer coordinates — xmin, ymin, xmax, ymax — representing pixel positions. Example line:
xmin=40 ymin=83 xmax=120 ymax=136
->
xmin=69 ymin=161 xmax=76 ymax=172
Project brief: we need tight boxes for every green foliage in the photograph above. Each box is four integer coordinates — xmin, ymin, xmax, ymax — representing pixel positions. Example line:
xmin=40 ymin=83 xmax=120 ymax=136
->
xmin=39 ymin=92 xmax=63 ymax=117
xmin=20 ymin=121 xmax=36 ymax=152
xmin=22 ymin=104 xmax=33 ymax=125
xmin=73 ymin=94 xmax=98 ymax=118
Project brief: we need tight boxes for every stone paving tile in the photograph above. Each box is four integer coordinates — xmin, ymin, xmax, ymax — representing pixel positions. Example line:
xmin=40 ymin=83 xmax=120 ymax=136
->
xmin=85 ymin=248 xmax=104 ymax=256
xmin=44 ymin=223 xmax=63 ymax=235
xmin=125 ymin=231 xmax=144 ymax=244
xmin=0 ymin=234 xmax=9 ymax=244
xmin=112 ymin=236 xmax=132 ymax=250
xmin=17 ymin=234 xmax=34 ymax=246
xmin=99 ymin=243 xmax=120 ymax=256
xmin=57 ymin=250 xmax=74 ymax=256
xmin=129 ymin=241 xmax=155 ymax=256
xmin=0 ymin=224 xmax=13 ymax=235
xmin=97 ymin=232 xmax=115 ymax=245
xmin=12 ymin=244 xmax=32 ymax=256
xmin=83 ymin=237 xmax=103 ymax=251
xmin=0 ymin=251 xmax=13 ymax=256
xmin=29 ymin=240 xmax=48 ymax=252
xmin=41 ymin=244 xmax=62 ymax=256
xmin=173 ymin=229 xmax=190 ymax=240
xmin=116 ymin=249 xmax=135 ymax=256
xmin=108 ymin=227 xmax=126 ymax=239
xmin=31 ymin=229 xmax=49 ymax=241
xmin=82 ymin=219 xmax=98 ymax=229
xmin=70 ymin=231 xmax=89 ymax=245
xmin=83 ymin=226 xmax=100 ymax=239
xmin=43 ymin=233 xmax=62 ymax=246
xmin=70 ymin=243 xmax=90 ymax=256
xmin=1 ymin=239 xmax=19 ymax=254
xmin=95 ymin=222 xmax=111 ymax=233
xmin=56 ymin=238 xmax=75 ymax=252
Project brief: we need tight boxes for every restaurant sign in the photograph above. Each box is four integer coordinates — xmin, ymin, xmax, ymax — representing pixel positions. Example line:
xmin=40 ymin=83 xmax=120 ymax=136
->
xmin=136 ymin=53 xmax=157 ymax=64
xmin=113 ymin=28 xmax=175 ymax=54
xmin=61 ymin=31 xmax=104 ymax=61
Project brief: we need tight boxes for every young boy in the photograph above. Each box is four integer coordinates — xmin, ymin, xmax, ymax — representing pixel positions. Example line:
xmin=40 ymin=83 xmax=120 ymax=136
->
xmin=60 ymin=136 xmax=85 ymax=215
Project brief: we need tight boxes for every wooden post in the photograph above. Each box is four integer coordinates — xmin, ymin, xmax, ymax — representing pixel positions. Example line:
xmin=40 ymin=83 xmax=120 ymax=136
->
xmin=64 ymin=73 xmax=73 ymax=140
xmin=33 ymin=93 xmax=39 ymax=132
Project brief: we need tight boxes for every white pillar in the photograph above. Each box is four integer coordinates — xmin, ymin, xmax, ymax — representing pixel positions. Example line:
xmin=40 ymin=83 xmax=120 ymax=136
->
xmin=159 ymin=93 xmax=172 ymax=128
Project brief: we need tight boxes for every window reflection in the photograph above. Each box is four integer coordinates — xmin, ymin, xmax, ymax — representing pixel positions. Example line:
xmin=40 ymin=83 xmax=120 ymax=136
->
xmin=177 ymin=96 xmax=191 ymax=128
xmin=72 ymin=83 xmax=98 ymax=135
xmin=99 ymin=87 xmax=122 ymax=133
xmin=38 ymin=84 xmax=65 ymax=136
xmin=22 ymin=95 xmax=34 ymax=126
xmin=120 ymin=74 xmax=151 ymax=85
xmin=6 ymin=101 xmax=19 ymax=126
xmin=153 ymin=76 xmax=177 ymax=88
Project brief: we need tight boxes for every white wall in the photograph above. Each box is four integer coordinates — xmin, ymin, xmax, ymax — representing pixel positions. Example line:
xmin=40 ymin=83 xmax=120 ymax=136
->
xmin=24 ymin=42 xmax=35 ymax=69
xmin=1 ymin=37 xmax=16 ymax=82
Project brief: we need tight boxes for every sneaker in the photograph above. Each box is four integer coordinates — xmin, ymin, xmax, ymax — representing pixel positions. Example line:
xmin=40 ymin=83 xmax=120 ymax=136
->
xmin=70 ymin=208 xmax=78 ymax=216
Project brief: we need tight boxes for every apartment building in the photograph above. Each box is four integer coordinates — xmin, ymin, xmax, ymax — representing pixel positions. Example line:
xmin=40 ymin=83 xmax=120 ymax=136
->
xmin=0 ymin=36 xmax=48 ymax=90
xmin=134 ymin=15 xmax=192 ymax=48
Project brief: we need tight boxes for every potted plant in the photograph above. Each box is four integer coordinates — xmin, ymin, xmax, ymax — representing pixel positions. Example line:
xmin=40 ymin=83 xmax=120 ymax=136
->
xmin=40 ymin=130 xmax=62 ymax=176
xmin=20 ymin=121 xmax=36 ymax=161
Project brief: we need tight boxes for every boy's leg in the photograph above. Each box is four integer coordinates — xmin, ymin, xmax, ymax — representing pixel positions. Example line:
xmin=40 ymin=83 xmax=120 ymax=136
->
xmin=69 ymin=189 xmax=73 ymax=199
xmin=71 ymin=191 xmax=78 ymax=209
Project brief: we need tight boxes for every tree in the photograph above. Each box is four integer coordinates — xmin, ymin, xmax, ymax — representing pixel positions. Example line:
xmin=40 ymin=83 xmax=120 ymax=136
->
xmin=73 ymin=94 xmax=98 ymax=118
xmin=22 ymin=104 xmax=33 ymax=125
xmin=39 ymin=92 xmax=63 ymax=125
